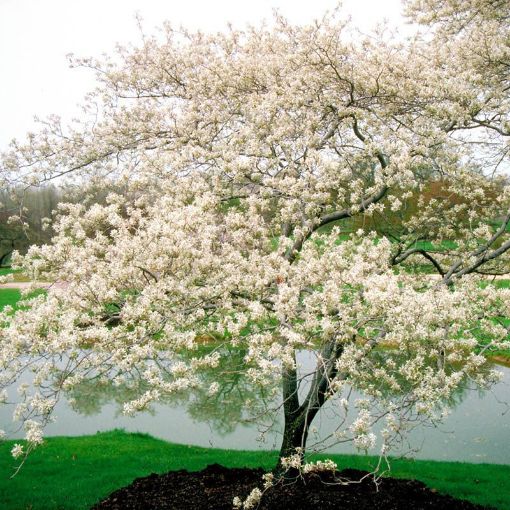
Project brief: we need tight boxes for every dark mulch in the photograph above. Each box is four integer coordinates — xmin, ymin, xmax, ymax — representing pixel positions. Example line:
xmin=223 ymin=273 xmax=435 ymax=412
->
xmin=91 ymin=463 xmax=493 ymax=510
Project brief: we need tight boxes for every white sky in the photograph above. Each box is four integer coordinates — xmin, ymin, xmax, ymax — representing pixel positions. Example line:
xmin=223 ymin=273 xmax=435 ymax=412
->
xmin=0 ymin=0 xmax=406 ymax=148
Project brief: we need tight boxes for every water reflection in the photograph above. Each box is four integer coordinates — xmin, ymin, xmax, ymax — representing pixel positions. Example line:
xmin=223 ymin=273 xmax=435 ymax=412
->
xmin=1 ymin=351 xmax=508 ymax=463
xmin=67 ymin=359 xmax=276 ymax=437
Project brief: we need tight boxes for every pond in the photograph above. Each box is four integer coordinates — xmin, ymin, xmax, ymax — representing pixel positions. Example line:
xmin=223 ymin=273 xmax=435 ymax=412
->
xmin=1 ymin=355 xmax=509 ymax=464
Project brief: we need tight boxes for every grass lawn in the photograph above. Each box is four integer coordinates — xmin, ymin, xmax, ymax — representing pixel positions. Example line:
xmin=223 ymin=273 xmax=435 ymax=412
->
xmin=0 ymin=288 xmax=47 ymax=316
xmin=0 ymin=430 xmax=508 ymax=509
xmin=0 ymin=268 xmax=31 ymax=283
xmin=0 ymin=288 xmax=21 ymax=310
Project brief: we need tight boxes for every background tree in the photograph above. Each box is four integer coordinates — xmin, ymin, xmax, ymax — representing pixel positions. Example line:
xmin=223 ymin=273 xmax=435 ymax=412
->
xmin=0 ymin=186 xmax=61 ymax=266
xmin=0 ymin=1 xmax=509 ymax=478
xmin=0 ymin=183 xmax=129 ymax=267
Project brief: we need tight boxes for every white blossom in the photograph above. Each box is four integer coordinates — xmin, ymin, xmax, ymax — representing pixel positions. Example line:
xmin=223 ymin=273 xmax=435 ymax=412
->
xmin=0 ymin=3 xmax=508 ymax=474
xmin=11 ymin=444 xmax=23 ymax=459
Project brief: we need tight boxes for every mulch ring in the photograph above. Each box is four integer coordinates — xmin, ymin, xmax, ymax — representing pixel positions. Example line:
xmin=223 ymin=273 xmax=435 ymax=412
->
xmin=91 ymin=463 xmax=493 ymax=510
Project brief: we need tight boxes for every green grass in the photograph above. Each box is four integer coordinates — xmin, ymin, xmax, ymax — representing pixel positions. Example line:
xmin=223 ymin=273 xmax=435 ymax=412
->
xmin=0 ymin=288 xmax=47 ymax=314
xmin=0 ymin=430 xmax=508 ymax=509
xmin=0 ymin=268 xmax=32 ymax=283
xmin=0 ymin=288 xmax=21 ymax=310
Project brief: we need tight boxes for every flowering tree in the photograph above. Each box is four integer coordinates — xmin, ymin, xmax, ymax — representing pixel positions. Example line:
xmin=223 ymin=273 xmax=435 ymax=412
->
xmin=0 ymin=0 xmax=509 ymax=476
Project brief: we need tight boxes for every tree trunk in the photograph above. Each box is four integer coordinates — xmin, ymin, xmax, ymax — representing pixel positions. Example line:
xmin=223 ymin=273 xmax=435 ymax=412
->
xmin=276 ymin=363 xmax=320 ymax=474
xmin=0 ymin=251 xmax=12 ymax=267
xmin=276 ymin=342 xmax=344 ymax=474
xmin=278 ymin=406 xmax=316 ymax=461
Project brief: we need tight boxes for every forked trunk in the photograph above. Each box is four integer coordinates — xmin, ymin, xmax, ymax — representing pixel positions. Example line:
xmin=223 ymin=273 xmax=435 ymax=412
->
xmin=276 ymin=343 xmax=343 ymax=473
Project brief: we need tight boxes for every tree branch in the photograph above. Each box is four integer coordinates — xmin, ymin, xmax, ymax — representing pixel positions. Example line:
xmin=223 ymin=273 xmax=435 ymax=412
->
xmin=443 ymin=210 xmax=510 ymax=284
xmin=285 ymin=184 xmax=388 ymax=263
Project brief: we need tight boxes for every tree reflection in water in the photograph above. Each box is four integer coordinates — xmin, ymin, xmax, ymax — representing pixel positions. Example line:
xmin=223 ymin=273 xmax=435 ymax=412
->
xmin=66 ymin=345 xmax=279 ymax=437
xmin=64 ymin=346 xmax=499 ymax=448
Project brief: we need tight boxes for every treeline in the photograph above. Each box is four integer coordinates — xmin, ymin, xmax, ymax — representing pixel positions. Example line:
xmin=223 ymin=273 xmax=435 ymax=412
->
xmin=0 ymin=184 xmax=116 ymax=267
xmin=1 ymin=178 xmax=505 ymax=268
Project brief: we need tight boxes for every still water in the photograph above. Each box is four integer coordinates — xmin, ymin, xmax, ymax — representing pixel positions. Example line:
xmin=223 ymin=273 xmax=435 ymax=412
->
xmin=1 ymin=357 xmax=509 ymax=464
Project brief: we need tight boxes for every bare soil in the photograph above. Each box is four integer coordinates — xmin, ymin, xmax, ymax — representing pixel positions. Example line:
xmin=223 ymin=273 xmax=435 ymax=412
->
xmin=91 ymin=464 xmax=493 ymax=509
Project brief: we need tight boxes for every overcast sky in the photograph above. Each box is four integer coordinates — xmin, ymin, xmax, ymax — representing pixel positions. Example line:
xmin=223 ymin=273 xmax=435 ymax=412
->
xmin=0 ymin=0 xmax=406 ymax=148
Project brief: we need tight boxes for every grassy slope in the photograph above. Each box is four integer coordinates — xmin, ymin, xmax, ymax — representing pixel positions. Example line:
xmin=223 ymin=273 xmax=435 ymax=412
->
xmin=0 ymin=431 xmax=508 ymax=510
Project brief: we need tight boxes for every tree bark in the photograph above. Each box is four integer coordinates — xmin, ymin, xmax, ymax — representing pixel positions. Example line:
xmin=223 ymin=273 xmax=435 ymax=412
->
xmin=276 ymin=365 xmax=323 ymax=473
xmin=276 ymin=342 xmax=344 ymax=473
xmin=277 ymin=363 xmax=307 ymax=471
xmin=278 ymin=413 xmax=309 ymax=467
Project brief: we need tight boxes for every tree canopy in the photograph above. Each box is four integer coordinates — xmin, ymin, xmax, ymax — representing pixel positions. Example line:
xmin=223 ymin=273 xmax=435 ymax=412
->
xmin=0 ymin=0 xmax=509 ymax=487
